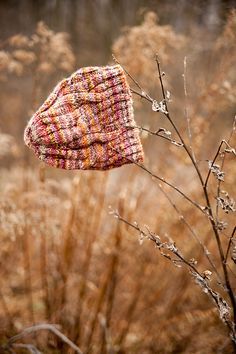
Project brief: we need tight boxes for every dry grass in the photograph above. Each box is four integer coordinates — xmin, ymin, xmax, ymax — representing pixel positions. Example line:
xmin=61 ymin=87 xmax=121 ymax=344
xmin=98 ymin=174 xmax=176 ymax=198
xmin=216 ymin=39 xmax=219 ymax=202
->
xmin=0 ymin=9 xmax=236 ymax=354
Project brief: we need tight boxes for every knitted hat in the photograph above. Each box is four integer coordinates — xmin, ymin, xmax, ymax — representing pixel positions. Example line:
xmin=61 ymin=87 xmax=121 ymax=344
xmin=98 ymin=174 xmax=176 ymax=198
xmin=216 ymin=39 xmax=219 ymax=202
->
xmin=24 ymin=64 xmax=144 ymax=170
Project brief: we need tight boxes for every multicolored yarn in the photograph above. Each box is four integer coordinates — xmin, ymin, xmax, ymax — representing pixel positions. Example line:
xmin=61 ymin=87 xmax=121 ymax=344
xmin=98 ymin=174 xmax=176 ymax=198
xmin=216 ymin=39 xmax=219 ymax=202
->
xmin=24 ymin=64 xmax=144 ymax=170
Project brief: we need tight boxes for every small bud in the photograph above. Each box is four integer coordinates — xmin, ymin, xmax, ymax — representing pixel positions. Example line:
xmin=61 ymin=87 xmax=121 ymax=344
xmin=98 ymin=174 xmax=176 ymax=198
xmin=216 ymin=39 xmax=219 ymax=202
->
xmin=202 ymin=270 xmax=212 ymax=280
xmin=152 ymin=100 xmax=160 ymax=112
xmin=166 ymin=90 xmax=171 ymax=100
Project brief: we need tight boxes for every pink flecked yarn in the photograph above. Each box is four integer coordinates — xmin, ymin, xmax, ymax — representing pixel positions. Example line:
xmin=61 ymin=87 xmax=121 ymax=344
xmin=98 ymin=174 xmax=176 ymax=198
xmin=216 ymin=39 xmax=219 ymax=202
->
xmin=24 ymin=64 xmax=144 ymax=170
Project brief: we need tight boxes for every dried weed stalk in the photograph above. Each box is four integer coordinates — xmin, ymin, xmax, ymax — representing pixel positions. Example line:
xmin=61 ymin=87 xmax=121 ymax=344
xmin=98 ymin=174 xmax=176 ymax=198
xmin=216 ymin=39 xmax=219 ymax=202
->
xmin=112 ymin=52 xmax=236 ymax=350
xmin=0 ymin=21 xmax=75 ymax=80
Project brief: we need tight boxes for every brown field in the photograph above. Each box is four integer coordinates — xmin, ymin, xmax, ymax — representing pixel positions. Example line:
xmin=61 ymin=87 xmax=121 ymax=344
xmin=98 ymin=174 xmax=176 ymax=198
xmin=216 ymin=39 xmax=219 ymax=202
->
xmin=0 ymin=1 xmax=235 ymax=353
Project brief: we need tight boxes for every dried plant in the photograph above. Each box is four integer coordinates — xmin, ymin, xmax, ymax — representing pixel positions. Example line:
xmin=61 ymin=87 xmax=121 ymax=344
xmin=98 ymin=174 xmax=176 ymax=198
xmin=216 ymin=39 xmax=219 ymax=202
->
xmin=0 ymin=21 xmax=75 ymax=81
xmin=111 ymin=51 xmax=236 ymax=351
xmin=112 ymin=11 xmax=186 ymax=89
xmin=0 ymin=132 xmax=19 ymax=160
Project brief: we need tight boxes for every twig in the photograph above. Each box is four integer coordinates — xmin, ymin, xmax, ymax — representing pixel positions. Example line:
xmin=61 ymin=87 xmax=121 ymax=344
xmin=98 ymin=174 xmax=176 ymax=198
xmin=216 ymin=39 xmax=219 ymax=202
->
xmin=112 ymin=210 xmax=200 ymax=274
xmin=126 ymin=124 xmax=183 ymax=146
xmin=183 ymin=56 xmax=195 ymax=162
xmin=126 ymin=158 xmax=205 ymax=214
xmin=112 ymin=211 xmax=235 ymax=340
xmin=216 ymin=116 xmax=236 ymax=222
xmin=155 ymin=54 xmax=168 ymax=109
xmin=204 ymin=140 xmax=236 ymax=188
xmin=158 ymin=183 xmax=223 ymax=284
xmin=109 ymin=144 xmax=210 ymax=217
xmin=98 ymin=314 xmax=113 ymax=354
xmin=7 ymin=324 xmax=83 ymax=354
xmin=155 ymin=54 xmax=203 ymax=175
xmin=130 ymin=88 xmax=153 ymax=103
xmin=113 ymin=55 xmax=145 ymax=93
xmin=112 ymin=141 xmax=205 ymax=218
xmin=113 ymin=54 xmax=153 ymax=102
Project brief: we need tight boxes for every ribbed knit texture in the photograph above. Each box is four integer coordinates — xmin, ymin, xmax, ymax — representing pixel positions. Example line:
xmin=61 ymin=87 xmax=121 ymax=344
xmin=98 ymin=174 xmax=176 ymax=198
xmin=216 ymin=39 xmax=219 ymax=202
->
xmin=24 ymin=64 xmax=144 ymax=170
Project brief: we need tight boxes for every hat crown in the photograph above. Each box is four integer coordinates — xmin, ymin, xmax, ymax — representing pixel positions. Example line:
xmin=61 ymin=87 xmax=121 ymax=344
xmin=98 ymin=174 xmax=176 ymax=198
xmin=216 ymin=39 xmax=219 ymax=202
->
xmin=24 ymin=64 xmax=144 ymax=170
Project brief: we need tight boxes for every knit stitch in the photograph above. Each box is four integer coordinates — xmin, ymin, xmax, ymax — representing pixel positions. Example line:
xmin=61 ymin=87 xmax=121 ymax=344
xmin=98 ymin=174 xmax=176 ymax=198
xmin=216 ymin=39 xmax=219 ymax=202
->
xmin=24 ymin=64 xmax=144 ymax=170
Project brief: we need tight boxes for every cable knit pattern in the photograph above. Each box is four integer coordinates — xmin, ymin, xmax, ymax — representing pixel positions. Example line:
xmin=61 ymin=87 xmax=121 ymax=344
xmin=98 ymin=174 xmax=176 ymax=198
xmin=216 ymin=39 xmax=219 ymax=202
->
xmin=24 ymin=64 xmax=144 ymax=170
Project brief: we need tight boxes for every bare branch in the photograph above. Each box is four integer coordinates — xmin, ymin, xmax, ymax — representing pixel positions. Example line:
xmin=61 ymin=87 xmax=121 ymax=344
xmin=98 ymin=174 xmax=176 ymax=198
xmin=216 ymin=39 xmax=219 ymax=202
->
xmin=112 ymin=54 xmax=153 ymax=102
xmin=111 ymin=210 xmax=235 ymax=340
xmin=216 ymin=116 xmax=236 ymax=221
xmin=158 ymin=184 xmax=223 ymax=284
xmin=125 ymin=124 xmax=183 ymax=146
xmin=155 ymin=54 xmax=168 ymax=110
xmin=130 ymin=88 xmax=153 ymax=103
xmin=132 ymin=160 xmax=206 ymax=213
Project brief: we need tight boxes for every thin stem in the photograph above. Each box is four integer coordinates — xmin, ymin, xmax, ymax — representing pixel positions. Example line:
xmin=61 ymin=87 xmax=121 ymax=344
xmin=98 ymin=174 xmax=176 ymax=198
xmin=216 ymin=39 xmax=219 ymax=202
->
xmin=204 ymin=140 xmax=235 ymax=188
xmin=155 ymin=55 xmax=201 ymax=179
xmin=126 ymin=124 xmax=183 ymax=146
xmin=8 ymin=324 xmax=83 ymax=354
xmin=113 ymin=212 xmax=235 ymax=344
xmin=114 ymin=212 xmax=199 ymax=274
xmin=158 ymin=184 xmax=223 ymax=284
xmin=155 ymin=54 xmax=168 ymax=109
xmin=130 ymin=88 xmax=153 ymax=102
xmin=39 ymin=167 xmax=51 ymax=321
xmin=23 ymin=214 xmax=35 ymax=327
xmin=113 ymin=54 xmax=142 ymax=91
xmin=216 ymin=116 xmax=236 ymax=222
xmin=113 ymin=54 xmax=153 ymax=101
xmin=125 ymin=157 xmax=205 ymax=214
xmin=183 ymin=56 xmax=195 ymax=162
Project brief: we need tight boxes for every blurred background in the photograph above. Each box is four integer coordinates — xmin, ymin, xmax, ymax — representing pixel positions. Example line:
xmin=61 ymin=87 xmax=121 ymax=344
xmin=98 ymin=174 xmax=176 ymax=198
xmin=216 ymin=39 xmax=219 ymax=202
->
xmin=0 ymin=0 xmax=236 ymax=353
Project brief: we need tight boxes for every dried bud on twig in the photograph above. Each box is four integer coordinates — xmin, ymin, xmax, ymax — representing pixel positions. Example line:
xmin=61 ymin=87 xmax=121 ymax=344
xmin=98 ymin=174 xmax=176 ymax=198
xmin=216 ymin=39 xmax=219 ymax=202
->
xmin=208 ymin=160 xmax=225 ymax=181
xmin=216 ymin=191 xmax=236 ymax=214
xmin=216 ymin=220 xmax=228 ymax=231
xmin=202 ymin=270 xmax=212 ymax=280
xmin=152 ymin=99 xmax=168 ymax=114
